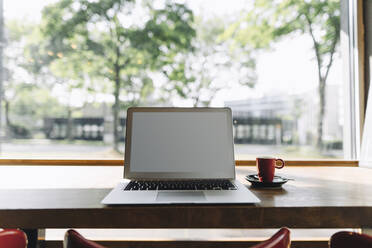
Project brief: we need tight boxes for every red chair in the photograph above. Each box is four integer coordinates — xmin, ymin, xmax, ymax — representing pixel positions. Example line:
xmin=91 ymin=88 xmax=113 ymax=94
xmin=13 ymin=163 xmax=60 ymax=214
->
xmin=251 ymin=227 xmax=291 ymax=248
xmin=0 ymin=229 xmax=28 ymax=248
xmin=64 ymin=227 xmax=290 ymax=248
xmin=330 ymin=231 xmax=372 ymax=248
xmin=64 ymin=229 xmax=106 ymax=248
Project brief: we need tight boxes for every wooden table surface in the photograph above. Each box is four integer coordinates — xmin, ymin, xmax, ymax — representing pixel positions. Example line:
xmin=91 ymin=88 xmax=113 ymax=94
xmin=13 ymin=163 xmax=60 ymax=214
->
xmin=0 ymin=166 xmax=372 ymax=229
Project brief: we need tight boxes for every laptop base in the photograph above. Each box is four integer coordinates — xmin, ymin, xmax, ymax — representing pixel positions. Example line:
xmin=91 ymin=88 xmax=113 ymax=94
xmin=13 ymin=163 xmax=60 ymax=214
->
xmin=102 ymin=179 xmax=260 ymax=205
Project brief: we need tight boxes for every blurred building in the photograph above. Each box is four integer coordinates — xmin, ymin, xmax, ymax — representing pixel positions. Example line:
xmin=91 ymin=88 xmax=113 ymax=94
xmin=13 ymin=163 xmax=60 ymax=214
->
xmin=225 ymin=84 xmax=343 ymax=145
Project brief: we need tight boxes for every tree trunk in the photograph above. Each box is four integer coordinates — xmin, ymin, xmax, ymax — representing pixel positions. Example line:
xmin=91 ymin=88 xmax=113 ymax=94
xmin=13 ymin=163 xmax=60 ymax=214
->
xmin=4 ymin=99 xmax=9 ymax=126
xmin=66 ymin=107 xmax=73 ymax=141
xmin=4 ymin=100 xmax=10 ymax=139
xmin=193 ymin=96 xmax=199 ymax=107
xmin=113 ymin=79 xmax=120 ymax=152
xmin=317 ymin=77 xmax=326 ymax=148
xmin=113 ymin=47 xmax=121 ymax=152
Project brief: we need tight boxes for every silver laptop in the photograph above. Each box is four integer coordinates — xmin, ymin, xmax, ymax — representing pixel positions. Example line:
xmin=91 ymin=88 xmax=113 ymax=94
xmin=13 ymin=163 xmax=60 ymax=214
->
xmin=102 ymin=107 xmax=260 ymax=205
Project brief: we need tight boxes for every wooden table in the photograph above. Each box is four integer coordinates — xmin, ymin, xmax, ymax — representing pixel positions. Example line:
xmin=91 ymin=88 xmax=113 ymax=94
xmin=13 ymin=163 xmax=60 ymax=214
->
xmin=0 ymin=166 xmax=372 ymax=246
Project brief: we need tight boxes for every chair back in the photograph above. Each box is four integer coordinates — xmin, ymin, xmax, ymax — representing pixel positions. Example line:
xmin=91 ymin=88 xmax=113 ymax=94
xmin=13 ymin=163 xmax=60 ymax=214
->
xmin=330 ymin=231 xmax=372 ymax=248
xmin=251 ymin=227 xmax=291 ymax=248
xmin=0 ymin=229 xmax=28 ymax=248
xmin=64 ymin=229 xmax=106 ymax=248
xmin=64 ymin=228 xmax=290 ymax=248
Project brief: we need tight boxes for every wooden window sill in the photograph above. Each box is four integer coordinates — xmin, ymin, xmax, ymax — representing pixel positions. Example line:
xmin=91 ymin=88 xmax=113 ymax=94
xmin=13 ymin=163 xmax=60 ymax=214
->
xmin=0 ymin=159 xmax=358 ymax=166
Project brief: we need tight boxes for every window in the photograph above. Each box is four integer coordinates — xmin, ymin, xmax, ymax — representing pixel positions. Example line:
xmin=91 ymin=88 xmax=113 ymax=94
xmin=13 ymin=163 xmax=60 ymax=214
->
xmin=0 ymin=0 xmax=361 ymax=160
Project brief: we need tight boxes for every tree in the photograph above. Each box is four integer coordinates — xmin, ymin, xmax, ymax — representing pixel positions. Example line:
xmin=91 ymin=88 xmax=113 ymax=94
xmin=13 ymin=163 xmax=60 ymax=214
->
xmin=163 ymin=17 xmax=256 ymax=107
xmin=227 ymin=0 xmax=340 ymax=147
xmin=2 ymin=20 xmax=38 ymax=135
xmin=9 ymin=84 xmax=65 ymax=123
xmin=48 ymin=52 xmax=102 ymax=140
xmin=41 ymin=0 xmax=195 ymax=150
xmin=3 ymin=19 xmax=97 ymax=140
xmin=2 ymin=20 xmax=68 ymax=138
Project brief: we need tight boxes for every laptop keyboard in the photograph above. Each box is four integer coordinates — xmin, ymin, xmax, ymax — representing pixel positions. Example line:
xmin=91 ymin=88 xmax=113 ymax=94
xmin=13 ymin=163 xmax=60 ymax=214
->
xmin=124 ymin=180 xmax=237 ymax=191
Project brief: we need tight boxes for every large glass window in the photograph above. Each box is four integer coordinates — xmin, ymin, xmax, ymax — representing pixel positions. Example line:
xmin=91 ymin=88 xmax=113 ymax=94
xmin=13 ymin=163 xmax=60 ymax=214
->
xmin=0 ymin=0 xmax=350 ymax=160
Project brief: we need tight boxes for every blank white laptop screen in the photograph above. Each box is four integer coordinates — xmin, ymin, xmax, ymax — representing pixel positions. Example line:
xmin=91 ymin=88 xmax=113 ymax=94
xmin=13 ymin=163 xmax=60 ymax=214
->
xmin=127 ymin=110 xmax=235 ymax=179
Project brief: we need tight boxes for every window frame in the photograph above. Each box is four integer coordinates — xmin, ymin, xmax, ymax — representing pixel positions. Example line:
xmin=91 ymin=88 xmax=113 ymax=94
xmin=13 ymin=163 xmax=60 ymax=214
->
xmin=0 ymin=0 xmax=368 ymax=165
xmin=341 ymin=0 xmax=367 ymax=160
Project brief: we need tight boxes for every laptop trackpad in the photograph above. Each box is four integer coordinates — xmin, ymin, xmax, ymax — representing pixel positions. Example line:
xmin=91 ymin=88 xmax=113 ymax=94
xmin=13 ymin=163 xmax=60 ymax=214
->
xmin=156 ymin=192 xmax=206 ymax=202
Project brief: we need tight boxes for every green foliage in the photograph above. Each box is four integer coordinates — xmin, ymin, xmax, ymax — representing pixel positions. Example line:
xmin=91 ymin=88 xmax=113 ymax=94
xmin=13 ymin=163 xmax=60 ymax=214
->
xmin=227 ymin=0 xmax=340 ymax=76
xmin=6 ymin=20 xmax=34 ymax=42
xmin=129 ymin=3 xmax=195 ymax=63
xmin=40 ymin=0 xmax=196 ymax=149
xmin=4 ymin=19 xmax=68 ymax=136
xmin=5 ymin=19 xmax=39 ymax=82
xmin=226 ymin=0 xmax=340 ymax=146
xmin=41 ymin=0 xmax=195 ymax=98
xmin=11 ymin=84 xmax=65 ymax=118
xmin=8 ymin=84 xmax=65 ymax=135
xmin=164 ymin=17 xmax=256 ymax=106
xmin=41 ymin=0 xmax=195 ymax=73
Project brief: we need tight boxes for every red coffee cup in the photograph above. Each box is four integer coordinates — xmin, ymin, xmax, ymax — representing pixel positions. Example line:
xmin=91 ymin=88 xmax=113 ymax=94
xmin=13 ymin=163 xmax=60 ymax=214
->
xmin=256 ymin=157 xmax=285 ymax=182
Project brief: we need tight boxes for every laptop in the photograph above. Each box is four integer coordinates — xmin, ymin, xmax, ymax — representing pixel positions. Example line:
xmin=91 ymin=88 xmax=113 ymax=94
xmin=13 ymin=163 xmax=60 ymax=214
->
xmin=101 ymin=107 xmax=260 ymax=205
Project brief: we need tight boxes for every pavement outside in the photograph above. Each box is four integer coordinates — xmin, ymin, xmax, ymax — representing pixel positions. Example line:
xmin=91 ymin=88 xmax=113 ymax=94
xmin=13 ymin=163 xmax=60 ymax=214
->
xmin=0 ymin=139 xmax=342 ymax=159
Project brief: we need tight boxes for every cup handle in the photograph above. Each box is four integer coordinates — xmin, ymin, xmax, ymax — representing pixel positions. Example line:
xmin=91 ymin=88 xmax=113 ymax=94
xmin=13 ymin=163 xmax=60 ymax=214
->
xmin=275 ymin=159 xmax=285 ymax=169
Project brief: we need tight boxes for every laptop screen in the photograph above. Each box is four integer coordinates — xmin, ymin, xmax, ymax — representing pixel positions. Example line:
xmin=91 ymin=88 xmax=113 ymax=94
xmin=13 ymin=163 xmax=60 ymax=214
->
xmin=124 ymin=108 xmax=235 ymax=179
